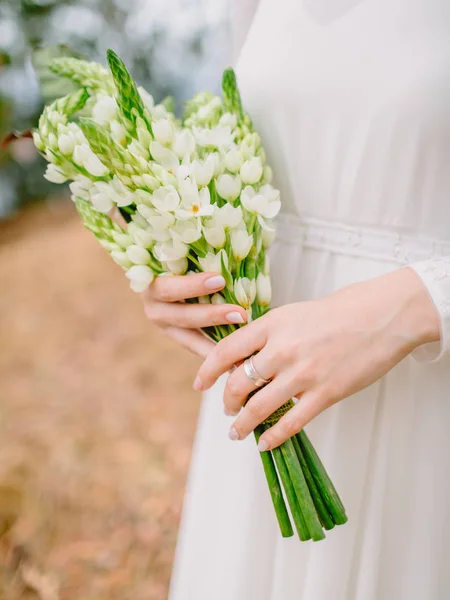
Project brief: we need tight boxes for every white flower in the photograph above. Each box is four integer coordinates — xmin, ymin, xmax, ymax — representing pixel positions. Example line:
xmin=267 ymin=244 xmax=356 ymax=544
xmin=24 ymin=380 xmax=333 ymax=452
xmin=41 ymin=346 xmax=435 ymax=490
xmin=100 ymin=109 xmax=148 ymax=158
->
xmin=241 ymin=185 xmax=281 ymax=219
xmin=73 ymin=143 xmax=109 ymax=177
xmin=230 ymin=229 xmax=253 ymax=261
xmin=154 ymin=238 xmax=188 ymax=261
xmin=209 ymin=152 xmax=223 ymax=176
xmin=193 ymin=125 xmax=234 ymax=149
xmin=150 ymin=141 xmax=179 ymax=171
xmin=92 ymin=96 xmax=117 ymax=126
xmin=152 ymin=119 xmax=175 ymax=145
xmin=241 ymin=132 xmax=261 ymax=159
xmin=234 ymin=277 xmax=256 ymax=309
xmin=111 ymin=231 xmax=133 ymax=248
xmin=90 ymin=188 xmax=114 ymax=213
xmin=142 ymin=173 xmax=160 ymax=191
xmin=166 ymin=257 xmax=188 ymax=275
xmin=126 ymin=265 xmax=155 ymax=292
xmin=44 ymin=164 xmax=68 ymax=184
xmin=240 ymin=157 xmax=263 ymax=185
xmin=211 ymin=293 xmax=226 ymax=305
xmin=216 ymin=174 xmax=242 ymax=202
xmin=151 ymin=163 xmax=177 ymax=187
xmin=172 ymin=130 xmax=195 ymax=159
xmin=150 ymin=185 xmax=180 ymax=212
xmin=214 ymin=203 xmax=243 ymax=229
xmin=219 ymin=113 xmax=238 ymax=129
xmin=262 ymin=226 xmax=276 ymax=248
xmin=138 ymin=87 xmax=155 ymax=111
xmin=177 ymin=177 xmax=214 ymax=219
xmin=128 ymin=140 xmax=150 ymax=160
xmin=110 ymin=120 xmax=127 ymax=145
xmin=58 ymin=133 xmax=75 ymax=156
xmin=256 ymin=273 xmax=272 ymax=306
xmin=170 ymin=219 xmax=202 ymax=244
xmin=199 ymin=249 xmax=229 ymax=273
xmin=145 ymin=210 xmax=175 ymax=242
xmin=126 ymin=245 xmax=151 ymax=265
xmin=191 ymin=157 xmax=215 ymax=187
xmin=111 ymin=251 xmax=132 ymax=269
xmin=224 ymin=148 xmax=243 ymax=173
xmin=127 ymin=223 xmax=153 ymax=248
xmin=70 ymin=178 xmax=93 ymax=200
xmin=203 ymin=221 xmax=226 ymax=249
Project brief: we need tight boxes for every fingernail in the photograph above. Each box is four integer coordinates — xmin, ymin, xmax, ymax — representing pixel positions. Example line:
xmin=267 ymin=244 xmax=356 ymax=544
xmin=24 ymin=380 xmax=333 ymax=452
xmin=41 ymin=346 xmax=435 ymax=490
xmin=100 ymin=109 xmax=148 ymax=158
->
xmin=205 ymin=275 xmax=226 ymax=290
xmin=228 ymin=427 xmax=240 ymax=441
xmin=224 ymin=406 xmax=239 ymax=417
xmin=226 ymin=311 xmax=245 ymax=324
xmin=292 ymin=396 xmax=299 ymax=405
xmin=257 ymin=439 xmax=269 ymax=452
xmin=193 ymin=376 xmax=203 ymax=391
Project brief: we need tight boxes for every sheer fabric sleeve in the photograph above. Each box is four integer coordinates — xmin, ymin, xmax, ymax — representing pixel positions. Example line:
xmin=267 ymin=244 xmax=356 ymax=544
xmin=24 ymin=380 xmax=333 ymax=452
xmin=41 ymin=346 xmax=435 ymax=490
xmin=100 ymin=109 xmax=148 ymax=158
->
xmin=229 ymin=0 xmax=260 ymax=62
xmin=409 ymin=257 xmax=450 ymax=362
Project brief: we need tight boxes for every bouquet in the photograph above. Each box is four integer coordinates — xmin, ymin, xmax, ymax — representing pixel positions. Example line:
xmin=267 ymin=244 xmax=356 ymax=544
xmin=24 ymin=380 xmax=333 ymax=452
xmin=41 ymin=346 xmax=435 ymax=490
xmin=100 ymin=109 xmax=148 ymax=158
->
xmin=32 ymin=50 xmax=348 ymax=541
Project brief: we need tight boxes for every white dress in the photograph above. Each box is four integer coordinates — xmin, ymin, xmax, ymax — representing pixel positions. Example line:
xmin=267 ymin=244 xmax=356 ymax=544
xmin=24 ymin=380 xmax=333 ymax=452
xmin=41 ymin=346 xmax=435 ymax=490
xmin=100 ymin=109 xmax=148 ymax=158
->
xmin=170 ymin=1 xmax=450 ymax=598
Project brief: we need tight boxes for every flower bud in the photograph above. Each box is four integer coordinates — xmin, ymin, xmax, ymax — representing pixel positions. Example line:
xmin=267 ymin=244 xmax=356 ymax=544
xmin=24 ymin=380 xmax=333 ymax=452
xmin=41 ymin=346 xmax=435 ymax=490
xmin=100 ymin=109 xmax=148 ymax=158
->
xmin=199 ymin=249 xmax=229 ymax=273
xmin=203 ymin=223 xmax=226 ymax=249
xmin=44 ymin=164 xmax=68 ymax=184
xmin=110 ymin=120 xmax=127 ymax=145
xmin=142 ymin=173 xmax=160 ymax=191
xmin=128 ymin=223 xmax=153 ymax=248
xmin=126 ymin=265 xmax=155 ymax=292
xmin=111 ymin=250 xmax=132 ymax=269
xmin=240 ymin=157 xmax=263 ymax=185
xmin=166 ymin=257 xmax=188 ymax=275
xmin=230 ymin=229 xmax=253 ymax=261
xmin=153 ymin=119 xmax=175 ymax=145
xmin=90 ymin=191 xmax=114 ymax=213
xmin=216 ymin=174 xmax=241 ymax=202
xmin=92 ymin=96 xmax=117 ymax=126
xmin=224 ymin=148 xmax=243 ymax=173
xmin=172 ymin=130 xmax=195 ymax=159
xmin=58 ymin=133 xmax=75 ymax=156
xmin=192 ymin=157 xmax=215 ymax=187
xmin=211 ymin=293 xmax=226 ymax=305
xmin=126 ymin=244 xmax=151 ymax=265
xmin=256 ymin=273 xmax=272 ymax=306
xmin=234 ymin=277 xmax=256 ymax=309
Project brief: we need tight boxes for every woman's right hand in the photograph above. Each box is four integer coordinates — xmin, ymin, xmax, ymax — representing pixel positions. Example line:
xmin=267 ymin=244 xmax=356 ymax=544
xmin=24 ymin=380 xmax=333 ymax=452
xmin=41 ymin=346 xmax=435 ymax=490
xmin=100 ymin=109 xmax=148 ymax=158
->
xmin=141 ymin=272 xmax=248 ymax=358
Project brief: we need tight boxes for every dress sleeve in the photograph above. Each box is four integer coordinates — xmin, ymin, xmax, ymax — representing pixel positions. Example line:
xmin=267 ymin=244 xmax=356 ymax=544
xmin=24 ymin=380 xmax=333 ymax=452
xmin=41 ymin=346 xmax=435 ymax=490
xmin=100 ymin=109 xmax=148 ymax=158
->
xmin=230 ymin=0 xmax=260 ymax=62
xmin=409 ymin=256 xmax=450 ymax=362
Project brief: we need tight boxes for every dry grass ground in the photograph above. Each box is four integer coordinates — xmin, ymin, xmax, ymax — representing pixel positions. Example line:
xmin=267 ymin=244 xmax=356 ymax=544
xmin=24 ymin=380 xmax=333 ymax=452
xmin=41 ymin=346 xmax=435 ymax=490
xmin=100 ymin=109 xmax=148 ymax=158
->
xmin=0 ymin=200 xmax=201 ymax=599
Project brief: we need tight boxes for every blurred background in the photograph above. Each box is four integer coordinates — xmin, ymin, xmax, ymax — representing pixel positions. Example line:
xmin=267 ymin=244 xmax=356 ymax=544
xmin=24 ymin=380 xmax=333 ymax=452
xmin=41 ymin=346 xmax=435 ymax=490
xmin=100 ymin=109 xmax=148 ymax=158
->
xmin=0 ymin=1 xmax=230 ymax=598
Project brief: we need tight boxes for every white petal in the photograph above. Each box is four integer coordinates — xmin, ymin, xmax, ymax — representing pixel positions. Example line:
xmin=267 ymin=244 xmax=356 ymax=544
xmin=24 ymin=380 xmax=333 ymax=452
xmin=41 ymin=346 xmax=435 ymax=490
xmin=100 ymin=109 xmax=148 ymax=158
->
xmin=150 ymin=141 xmax=179 ymax=171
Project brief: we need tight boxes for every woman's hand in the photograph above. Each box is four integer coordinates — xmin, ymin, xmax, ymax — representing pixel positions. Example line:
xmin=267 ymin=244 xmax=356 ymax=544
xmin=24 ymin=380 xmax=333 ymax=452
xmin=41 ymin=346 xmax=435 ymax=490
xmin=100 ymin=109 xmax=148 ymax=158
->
xmin=193 ymin=267 xmax=441 ymax=450
xmin=141 ymin=272 xmax=248 ymax=358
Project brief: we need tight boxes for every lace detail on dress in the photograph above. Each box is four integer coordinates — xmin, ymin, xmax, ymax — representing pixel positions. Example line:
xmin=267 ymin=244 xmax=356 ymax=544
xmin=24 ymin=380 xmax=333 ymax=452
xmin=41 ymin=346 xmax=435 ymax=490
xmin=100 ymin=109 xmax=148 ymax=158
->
xmin=410 ymin=257 xmax=450 ymax=362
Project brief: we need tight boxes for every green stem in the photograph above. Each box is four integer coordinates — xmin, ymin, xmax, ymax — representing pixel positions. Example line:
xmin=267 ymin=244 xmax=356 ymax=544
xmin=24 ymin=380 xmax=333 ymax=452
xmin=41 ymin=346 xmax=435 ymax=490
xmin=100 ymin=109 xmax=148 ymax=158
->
xmin=280 ymin=438 xmax=325 ymax=541
xmin=297 ymin=431 xmax=347 ymax=525
xmin=254 ymin=426 xmax=293 ymax=538
xmin=271 ymin=446 xmax=311 ymax=541
xmin=291 ymin=435 xmax=335 ymax=531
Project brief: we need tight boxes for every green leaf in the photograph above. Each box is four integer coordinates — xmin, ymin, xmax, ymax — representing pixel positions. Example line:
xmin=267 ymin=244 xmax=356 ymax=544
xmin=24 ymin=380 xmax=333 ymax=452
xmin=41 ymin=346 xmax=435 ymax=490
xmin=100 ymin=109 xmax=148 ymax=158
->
xmin=106 ymin=49 xmax=149 ymax=133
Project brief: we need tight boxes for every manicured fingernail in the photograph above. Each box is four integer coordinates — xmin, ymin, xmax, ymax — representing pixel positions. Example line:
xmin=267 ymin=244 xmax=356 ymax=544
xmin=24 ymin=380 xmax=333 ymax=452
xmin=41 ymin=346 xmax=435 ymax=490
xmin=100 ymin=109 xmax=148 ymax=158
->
xmin=292 ymin=396 xmax=299 ymax=405
xmin=226 ymin=311 xmax=245 ymax=324
xmin=257 ymin=439 xmax=269 ymax=452
xmin=193 ymin=376 xmax=203 ymax=391
xmin=228 ymin=427 xmax=240 ymax=441
xmin=205 ymin=275 xmax=226 ymax=290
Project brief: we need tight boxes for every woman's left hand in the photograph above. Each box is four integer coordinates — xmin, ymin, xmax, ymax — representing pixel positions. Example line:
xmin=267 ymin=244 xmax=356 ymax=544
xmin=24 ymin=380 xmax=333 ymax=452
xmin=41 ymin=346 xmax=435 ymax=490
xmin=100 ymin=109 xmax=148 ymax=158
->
xmin=193 ymin=267 xmax=441 ymax=451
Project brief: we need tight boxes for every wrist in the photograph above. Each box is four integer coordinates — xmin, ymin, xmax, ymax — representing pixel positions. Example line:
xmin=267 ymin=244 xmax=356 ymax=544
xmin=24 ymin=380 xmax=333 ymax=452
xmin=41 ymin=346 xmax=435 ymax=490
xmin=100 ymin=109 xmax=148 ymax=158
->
xmin=394 ymin=267 xmax=441 ymax=348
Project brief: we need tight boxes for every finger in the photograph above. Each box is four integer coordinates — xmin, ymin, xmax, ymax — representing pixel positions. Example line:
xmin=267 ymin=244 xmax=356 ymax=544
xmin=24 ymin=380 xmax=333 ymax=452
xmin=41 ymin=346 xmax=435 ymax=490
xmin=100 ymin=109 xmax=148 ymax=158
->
xmin=228 ymin=370 xmax=301 ymax=441
xmin=223 ymin=348 xmax=276 ymax=416
xmin=194 ymin=319 xmax=268 ymax=391
xmin=144 ymin=272 xmax=226 ymax=303
xmin=256 ymin=388 xmax=330 ymax=451
xmin=144 ymin=300 xmax=247 ymax=329
xmin=162 ymin=326 xmax=215 ymax=359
